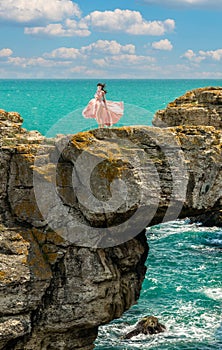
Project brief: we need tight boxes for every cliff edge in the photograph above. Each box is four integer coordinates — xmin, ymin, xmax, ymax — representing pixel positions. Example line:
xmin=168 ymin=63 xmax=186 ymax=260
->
xmin=0 ymin=87 xmax=222 ymax=349
xmin=153 ymin=86 xmax=222 ymax=128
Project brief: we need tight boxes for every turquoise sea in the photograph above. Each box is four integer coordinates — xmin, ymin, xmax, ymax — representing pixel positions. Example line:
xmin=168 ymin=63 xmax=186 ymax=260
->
xmin=2 ymin=78 xmax=222 ymax=136
xmin=0 ymin=79 xmax=221 ymax=349
xmin=96 ymin=220 xmax=222 ymax=349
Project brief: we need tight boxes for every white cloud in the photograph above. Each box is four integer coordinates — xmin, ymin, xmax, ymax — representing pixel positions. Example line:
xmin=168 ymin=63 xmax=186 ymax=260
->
xmin=152 ymin=39 xmax=173 ymax=51
xmin=199 ymin=49 xmax=222 ymax=61
xmin=25 ymin=19 xmax=90 ymax=37
xmin=70 ymin=66 xmax=88 ymax=73
xmin=81 ymin=40 xmax=135 ymax=55
xmin=69 ymin=66 xmax=107 ymax=77
xmin=0 ymin=48 xmax=13 ymax=57
xmin=111 ymin=54 xmax=155 ymax=64
xmin=6 ymin=38 xmax=154 ymax=73
xmin=182 ymin=48 xmax=222 ymax=63
xmin=181 ymin=49 xmax=205 ymax=63
xmin=93 ymin=54 xmax=155 ymax=67
xmin=21 ymin=7 xmax=175 ymax=38
xmin=141 ymin=0 xmax=222 ymax=8
xmin=8 ymin=56 xmax=72 ymax=68
xmin=44 ymin=40 xmax=135 ymax=60
xmin=44 ymin=47 xmax=84 ymax=59
xmin=196 ymin=71 xmax=222 ymax=78
xmin=84 ymin=9 xmax=175 ymax=35
xmin=92 ymin=59 xmax=109 ymax=67
xmin=0 ymin=0 xmax=81 ymax=24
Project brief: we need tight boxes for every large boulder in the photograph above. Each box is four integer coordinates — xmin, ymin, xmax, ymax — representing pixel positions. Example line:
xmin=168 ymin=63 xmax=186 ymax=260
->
xmin=123 ymin=315 xmax=166 ymax=339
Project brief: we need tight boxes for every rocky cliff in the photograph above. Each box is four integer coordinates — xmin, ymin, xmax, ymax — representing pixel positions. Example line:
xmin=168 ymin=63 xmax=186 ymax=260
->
xmin=153 ymin=86 xmax=222 ymax=128
xmin=152 ymin=86 xmax=222 ymax=226
xmin=0 ymin=87 xmax=222 ymax=349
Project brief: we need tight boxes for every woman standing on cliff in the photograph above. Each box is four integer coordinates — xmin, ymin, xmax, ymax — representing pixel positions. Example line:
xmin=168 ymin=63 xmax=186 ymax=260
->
xmin=82 ymin=83 xmax=124 ymax=128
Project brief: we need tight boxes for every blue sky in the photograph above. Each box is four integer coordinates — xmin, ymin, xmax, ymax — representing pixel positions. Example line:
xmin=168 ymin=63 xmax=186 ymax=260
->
xmin=0 ymin=0 xmax=222 ymax=78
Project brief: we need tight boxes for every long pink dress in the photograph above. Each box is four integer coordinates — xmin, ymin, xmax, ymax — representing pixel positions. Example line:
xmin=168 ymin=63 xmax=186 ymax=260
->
xmin=82 ymin=89 xmax=124 ymax=127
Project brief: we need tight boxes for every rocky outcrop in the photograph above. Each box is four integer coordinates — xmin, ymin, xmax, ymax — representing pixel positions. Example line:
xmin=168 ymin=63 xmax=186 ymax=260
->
xmin=0 ymin=110 xmax=149 ymax=350
xmin=152 ymin=86 xmax=222 ymax=226
xmin=122 ymin=315 xmax=166 ymax=339
xmin=190 ymin=209 xmax=222 ymax=227
xmin=153 ymin=87 xmax=222 ymax=128
xmin=0 ymin=225 xmax=147 ymax=350
xmin=0 ymin=86 xmax=222 ymax=349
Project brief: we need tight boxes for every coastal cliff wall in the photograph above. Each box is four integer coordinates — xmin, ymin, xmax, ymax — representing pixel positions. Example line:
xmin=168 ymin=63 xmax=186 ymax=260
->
xmin=152 ymin=86 xmax=222 ymax=226
xmin=0 ymin=87 xmax=222 ymax=349
xmin=153 ymin=86 xmax=222 ymax=129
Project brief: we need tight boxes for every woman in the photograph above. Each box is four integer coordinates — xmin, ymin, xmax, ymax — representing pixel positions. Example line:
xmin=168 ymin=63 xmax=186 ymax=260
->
xmin=82 ymin=83 xmax=124 ymax=128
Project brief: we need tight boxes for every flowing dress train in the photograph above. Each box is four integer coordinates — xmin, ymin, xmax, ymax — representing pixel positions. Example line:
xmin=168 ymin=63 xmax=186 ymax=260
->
xmin=82 ymin=89 xmax=124 ymax=127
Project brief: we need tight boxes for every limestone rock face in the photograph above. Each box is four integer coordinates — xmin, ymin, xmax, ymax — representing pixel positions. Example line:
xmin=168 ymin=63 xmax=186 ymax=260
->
xmin=0 ymin=90 xmax=222 ymax=350
xmin=0 ymin=110 xmax=148 ymax=349
xmin=153 ymin=87 xmax=222 ymax=128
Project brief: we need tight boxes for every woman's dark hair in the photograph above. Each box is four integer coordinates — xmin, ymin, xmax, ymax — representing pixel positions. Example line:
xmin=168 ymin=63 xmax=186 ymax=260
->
xmin=97 ymin=82 xmax=107 ymax=94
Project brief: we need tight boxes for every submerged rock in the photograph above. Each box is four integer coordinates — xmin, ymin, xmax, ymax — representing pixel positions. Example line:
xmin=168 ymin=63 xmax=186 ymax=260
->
xmin=123 ymin=315 xmax=166 ymax=339
xmin=190 ymin=209 xmax=222 ymax=228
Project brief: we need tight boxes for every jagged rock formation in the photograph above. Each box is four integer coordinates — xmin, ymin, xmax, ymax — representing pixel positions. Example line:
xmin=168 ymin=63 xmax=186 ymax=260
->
xmin=123 ymin=315 xmax=166 ymax=339
xmin=0 ymin=110 xmax=149 ymax=350
xmin=0 ymin=87 xmax=222 ymax=349
xmin=153 ymin=87 xmax=222 ymax=128
xmin=152 ymin=86 xmax=222 ymax=226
